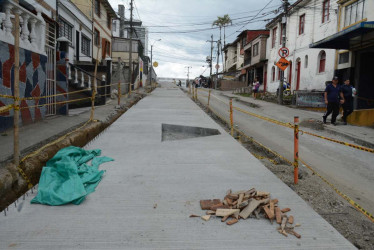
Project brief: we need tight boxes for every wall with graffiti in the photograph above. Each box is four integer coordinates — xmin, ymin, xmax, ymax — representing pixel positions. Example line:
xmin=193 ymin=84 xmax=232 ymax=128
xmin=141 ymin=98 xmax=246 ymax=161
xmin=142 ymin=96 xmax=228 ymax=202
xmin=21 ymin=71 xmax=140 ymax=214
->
xmin=0 ymin=41 xmax=47 ymax=132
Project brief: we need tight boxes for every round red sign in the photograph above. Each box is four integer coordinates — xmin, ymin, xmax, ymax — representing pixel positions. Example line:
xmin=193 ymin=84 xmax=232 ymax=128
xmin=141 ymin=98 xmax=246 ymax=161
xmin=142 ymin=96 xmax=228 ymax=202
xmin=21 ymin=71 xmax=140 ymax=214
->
xmin=278 ymin=47 xmax=290 ymax=58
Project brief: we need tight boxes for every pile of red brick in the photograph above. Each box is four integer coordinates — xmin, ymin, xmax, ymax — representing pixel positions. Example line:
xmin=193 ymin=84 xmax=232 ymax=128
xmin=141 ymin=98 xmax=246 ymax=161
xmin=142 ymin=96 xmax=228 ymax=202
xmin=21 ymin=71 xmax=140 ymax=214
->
xmin=192 ymin=188 xmax=301 ymax=238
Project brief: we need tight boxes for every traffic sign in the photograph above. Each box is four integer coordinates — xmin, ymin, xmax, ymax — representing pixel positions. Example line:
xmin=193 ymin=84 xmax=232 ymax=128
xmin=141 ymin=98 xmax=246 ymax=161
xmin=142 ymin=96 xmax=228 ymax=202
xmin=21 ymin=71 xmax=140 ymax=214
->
xmin=153 ymin=61 xmax=158 ymax=67
xmin=278 ymin=47 xmax=290 ymax=58
xmin=215 ymin=64 xmax=220 ymax=69
xmin=276 ymin=57 xmax=290 ymax=71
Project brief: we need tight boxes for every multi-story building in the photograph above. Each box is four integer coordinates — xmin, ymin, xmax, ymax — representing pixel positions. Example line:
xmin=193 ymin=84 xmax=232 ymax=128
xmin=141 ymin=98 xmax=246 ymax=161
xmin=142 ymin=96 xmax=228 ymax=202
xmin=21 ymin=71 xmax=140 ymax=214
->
xmin=241 ymin=30 xmax=269 ymax=87
xmin=58 ymin=0 xmax=93 ymax=64
xmin=266 ymin=0 xmax=338 ymax=92
xmin=92 ymin=0 xmax=116 ymax=63
xmin=223 ymin=41 xmax=239 ymax=72
xmin=310 ymin=0 xmax=374 ymax=112
xmin=223 ymin=30 xmax=270 ymax=84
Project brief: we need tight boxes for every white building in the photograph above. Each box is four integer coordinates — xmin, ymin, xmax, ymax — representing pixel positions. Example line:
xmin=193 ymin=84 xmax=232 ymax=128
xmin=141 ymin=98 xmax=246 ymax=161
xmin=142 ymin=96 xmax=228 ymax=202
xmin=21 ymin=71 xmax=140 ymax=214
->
xmin=266 ymin=0 xmax=338 ymax=92
xmin=310 ymin=0 xmax=374 ymax=112
xmin=58 ymin=0 xmax=93 ymax=63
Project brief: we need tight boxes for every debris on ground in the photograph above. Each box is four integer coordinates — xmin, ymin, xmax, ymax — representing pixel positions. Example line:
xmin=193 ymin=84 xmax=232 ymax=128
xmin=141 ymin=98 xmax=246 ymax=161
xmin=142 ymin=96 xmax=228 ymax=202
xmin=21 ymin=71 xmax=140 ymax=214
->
xmin=192 ymin=188 xmax=301 ymax=239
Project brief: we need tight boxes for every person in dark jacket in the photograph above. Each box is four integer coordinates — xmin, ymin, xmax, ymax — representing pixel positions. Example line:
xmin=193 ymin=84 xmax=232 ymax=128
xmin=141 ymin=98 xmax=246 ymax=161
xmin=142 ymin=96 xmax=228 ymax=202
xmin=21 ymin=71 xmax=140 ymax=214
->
xmin=340 ymin=79 xmax=354 ymax=125
xmin=323 ymin=76 xmax=345 ymax=125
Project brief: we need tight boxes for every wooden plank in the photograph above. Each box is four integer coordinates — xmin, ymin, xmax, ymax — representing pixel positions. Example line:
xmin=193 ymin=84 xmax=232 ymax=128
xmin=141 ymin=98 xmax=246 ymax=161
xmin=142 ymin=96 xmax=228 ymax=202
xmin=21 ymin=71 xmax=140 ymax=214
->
xmin=239 ymin=198 xmax=270 ymax=219
xmin=216 ymin=209 xmax=240 ymax=217
xmin=275 ymin=207 xmax=282 ymax=224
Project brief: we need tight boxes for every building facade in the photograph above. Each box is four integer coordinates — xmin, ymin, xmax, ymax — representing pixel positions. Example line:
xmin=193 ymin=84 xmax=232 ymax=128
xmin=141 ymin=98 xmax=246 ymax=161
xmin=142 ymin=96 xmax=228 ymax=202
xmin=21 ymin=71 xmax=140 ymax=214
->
xmin=310 ymin=0 xmax=374 ymax=113
xmin=266 ymin=0 xmax=338 ymax=92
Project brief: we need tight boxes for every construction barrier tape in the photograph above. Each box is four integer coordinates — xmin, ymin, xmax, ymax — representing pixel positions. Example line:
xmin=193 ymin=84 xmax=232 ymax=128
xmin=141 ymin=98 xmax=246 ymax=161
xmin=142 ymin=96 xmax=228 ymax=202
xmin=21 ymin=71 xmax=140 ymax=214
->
xmin=0 ymin=94 xmax=16 ymax=99
xmin=0 ymin=104 xmax=14 ymax=114
xmin=299 ymin=159 xmax=374 ymax=223
xmin=194 ymin=91 xmax=374 ymax=223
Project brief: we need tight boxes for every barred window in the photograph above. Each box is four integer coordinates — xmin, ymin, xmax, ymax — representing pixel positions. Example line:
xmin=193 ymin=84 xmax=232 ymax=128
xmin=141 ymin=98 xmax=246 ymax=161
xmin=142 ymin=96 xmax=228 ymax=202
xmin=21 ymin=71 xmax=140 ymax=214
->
xmin=59 ymin=19 xmax=73 ymax=42
xmin=344 ymin=0 xmax=365 ymax=27
xmin=81 ymin=35 xmax=90 ymax=56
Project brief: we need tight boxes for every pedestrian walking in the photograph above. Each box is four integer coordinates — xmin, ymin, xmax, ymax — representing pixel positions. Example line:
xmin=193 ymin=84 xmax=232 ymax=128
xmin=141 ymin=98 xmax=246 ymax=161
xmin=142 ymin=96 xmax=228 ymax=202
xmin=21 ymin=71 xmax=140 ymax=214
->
xmin=252 ymin=77 xmax=260 ymax=99
xmin=323 ymin=76 xmax=345 ymax=125
xmin=340 ymin=79 xmax=355 ymax=125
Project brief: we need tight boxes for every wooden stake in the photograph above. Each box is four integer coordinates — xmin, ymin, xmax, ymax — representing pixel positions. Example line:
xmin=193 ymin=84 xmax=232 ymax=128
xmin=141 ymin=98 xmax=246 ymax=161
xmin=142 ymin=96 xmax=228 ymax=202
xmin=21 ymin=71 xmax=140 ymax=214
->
xmin=91 ymin=46 xmax=101 ymax=121
xmin=13 ymin=8 xmax=21 ymax=166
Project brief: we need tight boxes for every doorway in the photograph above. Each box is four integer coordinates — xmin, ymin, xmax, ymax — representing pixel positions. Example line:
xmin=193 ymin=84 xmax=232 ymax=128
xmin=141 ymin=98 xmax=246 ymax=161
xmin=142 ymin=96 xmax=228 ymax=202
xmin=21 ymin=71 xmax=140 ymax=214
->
xmin=296 ymin=59 xmax=301 ymax=90
xmin=356 ymin=49 xmax=374 ymax=109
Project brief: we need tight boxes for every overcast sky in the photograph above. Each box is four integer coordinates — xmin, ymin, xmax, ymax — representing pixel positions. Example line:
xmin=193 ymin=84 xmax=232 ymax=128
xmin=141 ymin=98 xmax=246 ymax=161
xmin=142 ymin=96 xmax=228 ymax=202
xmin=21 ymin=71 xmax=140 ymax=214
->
xmin=108 ymin=0 xmax=286 ymax=79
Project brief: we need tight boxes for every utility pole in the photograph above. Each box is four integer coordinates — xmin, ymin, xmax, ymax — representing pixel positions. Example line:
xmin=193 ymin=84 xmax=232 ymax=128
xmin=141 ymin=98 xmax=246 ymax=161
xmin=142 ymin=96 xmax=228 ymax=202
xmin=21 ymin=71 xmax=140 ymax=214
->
xmin=215 ymin=40 xmax=221 ymax=90
xmin=210 ymin=35 xmax=213 ymax=77
xmin=128 ymin=0 xmax=133 ymax=93
xmin=278 ymin=0 xmax=289 ymax=105
xmin=149 ymin=39 xmax=161 ymax=86
xmin=185 ymin=66 xmax=192 ymax=83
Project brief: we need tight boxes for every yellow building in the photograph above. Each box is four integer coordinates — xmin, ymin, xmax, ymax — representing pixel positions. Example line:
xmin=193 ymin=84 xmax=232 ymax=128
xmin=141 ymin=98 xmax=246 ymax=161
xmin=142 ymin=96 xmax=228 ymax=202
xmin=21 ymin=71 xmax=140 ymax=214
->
xmin=71 ymin=0 xmax=116 ymax=63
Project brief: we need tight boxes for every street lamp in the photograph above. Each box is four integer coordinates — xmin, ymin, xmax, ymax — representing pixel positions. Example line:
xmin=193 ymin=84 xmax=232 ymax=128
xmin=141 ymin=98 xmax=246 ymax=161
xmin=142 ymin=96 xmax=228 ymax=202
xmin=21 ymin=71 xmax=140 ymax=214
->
xmin=149 ymin=39 xmax=161 ymax=86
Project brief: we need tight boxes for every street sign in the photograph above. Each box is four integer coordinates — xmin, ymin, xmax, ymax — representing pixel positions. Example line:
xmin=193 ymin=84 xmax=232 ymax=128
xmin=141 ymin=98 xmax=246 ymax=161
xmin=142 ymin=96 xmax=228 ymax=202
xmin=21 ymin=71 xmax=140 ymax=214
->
xmin=276 ymin=57 xmax=290 ymax=71
xmin=215 ymin=64 xmax=220 ymax=69
xmin=278 ymin=47 xmax=290 ymax=58
xmin=153 ymin=61 xmax=158 ymax=67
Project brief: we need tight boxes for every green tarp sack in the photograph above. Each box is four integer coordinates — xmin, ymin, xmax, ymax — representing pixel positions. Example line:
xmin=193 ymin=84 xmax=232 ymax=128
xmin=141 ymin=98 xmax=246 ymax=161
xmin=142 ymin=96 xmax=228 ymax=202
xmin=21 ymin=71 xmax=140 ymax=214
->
xmin=31 ymin=146 xmax=114 ymax=206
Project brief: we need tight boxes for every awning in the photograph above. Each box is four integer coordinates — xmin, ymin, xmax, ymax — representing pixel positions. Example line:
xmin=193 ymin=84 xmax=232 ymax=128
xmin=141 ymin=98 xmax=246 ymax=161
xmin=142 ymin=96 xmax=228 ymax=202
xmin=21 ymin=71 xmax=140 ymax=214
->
xmin=309 ymin=21 xmax=374 ymax=49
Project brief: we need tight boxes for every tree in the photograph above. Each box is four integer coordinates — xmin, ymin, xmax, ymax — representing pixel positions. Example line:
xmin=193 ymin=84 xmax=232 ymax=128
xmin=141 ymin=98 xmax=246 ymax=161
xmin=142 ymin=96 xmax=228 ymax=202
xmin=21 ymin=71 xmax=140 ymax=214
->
xmin=213 ymin=15 xmax=232 ymax=73
xmin=212 ymin=14 xmax=232 ymax=47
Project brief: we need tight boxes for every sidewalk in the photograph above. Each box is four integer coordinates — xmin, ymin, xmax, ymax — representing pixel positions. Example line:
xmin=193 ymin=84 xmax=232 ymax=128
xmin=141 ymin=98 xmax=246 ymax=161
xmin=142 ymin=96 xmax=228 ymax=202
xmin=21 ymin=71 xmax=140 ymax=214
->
xmin=0 ymin=91 xmax=146 ymax=165
xmin=0 ymin=83 xmax=354 ymax=249
xmin=219 ymin=90 xmax=374 ymax=148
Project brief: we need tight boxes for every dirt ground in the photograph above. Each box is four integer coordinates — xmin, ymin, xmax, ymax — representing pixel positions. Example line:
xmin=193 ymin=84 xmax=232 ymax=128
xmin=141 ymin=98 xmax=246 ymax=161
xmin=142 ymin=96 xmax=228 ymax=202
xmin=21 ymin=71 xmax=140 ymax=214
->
xmin=193 ymin=96 xmax=374 ymax=250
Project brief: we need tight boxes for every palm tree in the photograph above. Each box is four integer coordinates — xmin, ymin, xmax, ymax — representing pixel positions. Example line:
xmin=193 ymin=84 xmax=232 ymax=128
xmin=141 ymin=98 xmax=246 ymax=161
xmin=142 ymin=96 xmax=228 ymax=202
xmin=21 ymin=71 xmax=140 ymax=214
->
xmin=212 ymin=14 xmax=232 ymax=47
xmin=212 ymin=15 xmax=232 ymax=72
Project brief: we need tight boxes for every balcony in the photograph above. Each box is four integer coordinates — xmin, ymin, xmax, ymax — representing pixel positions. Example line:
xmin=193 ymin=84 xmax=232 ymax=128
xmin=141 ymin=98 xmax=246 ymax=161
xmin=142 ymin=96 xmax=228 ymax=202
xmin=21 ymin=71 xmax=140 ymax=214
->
xmin=244 ymin=58 xmax=251 ymax=66
xmin=0 ymin=0 xmax=46 ymax=55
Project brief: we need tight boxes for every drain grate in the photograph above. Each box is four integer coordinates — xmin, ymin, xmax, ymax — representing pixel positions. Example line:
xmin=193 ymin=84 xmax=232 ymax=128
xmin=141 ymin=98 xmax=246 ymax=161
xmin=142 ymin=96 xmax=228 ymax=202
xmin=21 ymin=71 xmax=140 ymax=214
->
xmin=162 ymin=124 xmax=221 ymax=141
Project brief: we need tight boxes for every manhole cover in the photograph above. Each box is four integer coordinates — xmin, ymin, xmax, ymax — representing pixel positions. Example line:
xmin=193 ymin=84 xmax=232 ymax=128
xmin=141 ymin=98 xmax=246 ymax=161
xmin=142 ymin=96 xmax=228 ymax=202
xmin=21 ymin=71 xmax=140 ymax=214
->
xmin=162 ymin=124 xmax=220 ymax=141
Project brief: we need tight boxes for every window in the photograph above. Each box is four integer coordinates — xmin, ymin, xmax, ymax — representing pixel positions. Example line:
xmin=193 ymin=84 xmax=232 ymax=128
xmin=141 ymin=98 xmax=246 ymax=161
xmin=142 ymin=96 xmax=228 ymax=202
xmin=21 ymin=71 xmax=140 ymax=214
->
xmin=322 ymin=0 xmax=330 ymax=23
xmin=81 ymin=35 xmax=90 ymax=56
xmin=95 ymin=0 xmax=100 ymax=17
xmin=299 ymin=14 xmax=305 ymax=35
xmin=319 ymin=51 xmax=326 ymax=73
xmin=344 ymin=0 xmax=365 ymax=27
xmin=339 ymin=52 xmax=349 ymax=64
xmin=272 ymin=66 xmax=275 ymax=82
xmin=112 ymin=21 xmax=116 ymax=32
xmin=105 ymin=41 xmax=110 ymax=55
xmin=94 ymin=29 xmax=100 ymax=46
xmin=253 ymin=43 xmax=259 ymax=56
xmin=304 ymin=55 xmax=308 ymax=68
xmin=107 ymin=14 xmax=111 ymax=29
xmin=59 ymin=19 xmax=73 ymax=41
xmin=277 ymin=68 xmax=281 ymax=80
xmin=280 ymin=25 xmax=283 ymax=45
xmin=272 ymin=27 xmax=277 ymax=48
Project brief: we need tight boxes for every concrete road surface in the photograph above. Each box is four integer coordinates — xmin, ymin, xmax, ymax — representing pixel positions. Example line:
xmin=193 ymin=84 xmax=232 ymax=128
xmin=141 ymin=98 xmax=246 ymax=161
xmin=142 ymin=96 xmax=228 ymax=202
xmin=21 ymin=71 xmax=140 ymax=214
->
xmin=0 ymin=83 xmax=354 ymax=249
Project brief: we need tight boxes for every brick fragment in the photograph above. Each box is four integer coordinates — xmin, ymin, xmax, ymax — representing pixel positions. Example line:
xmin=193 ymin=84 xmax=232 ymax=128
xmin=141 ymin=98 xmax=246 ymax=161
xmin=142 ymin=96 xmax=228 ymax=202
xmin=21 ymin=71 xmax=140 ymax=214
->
xmin=216 ymin=209 xmax=240 ymax=217
xmin=221 ymin=215 xmax=229 ymax=222
xmin=281 ymin=208 xmax=291 ymax=213
xmin=210 ymin=203 xmax=229 ymax=211
xmin=200 ymin=199 xmax=221 ymax=210
xmin=288 ymin=215 xmax=294 ymax=224
xmin=271 ymin=199 xmax=279 ymax=204
xmin=226 ymin=218 xmax=238 ymax=225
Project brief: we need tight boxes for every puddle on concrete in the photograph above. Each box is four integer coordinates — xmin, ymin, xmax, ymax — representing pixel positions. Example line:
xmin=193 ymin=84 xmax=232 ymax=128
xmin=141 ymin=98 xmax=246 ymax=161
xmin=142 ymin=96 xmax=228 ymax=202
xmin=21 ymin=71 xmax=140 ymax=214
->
xmin=162 ymin=124 xmax=220 ymax=141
